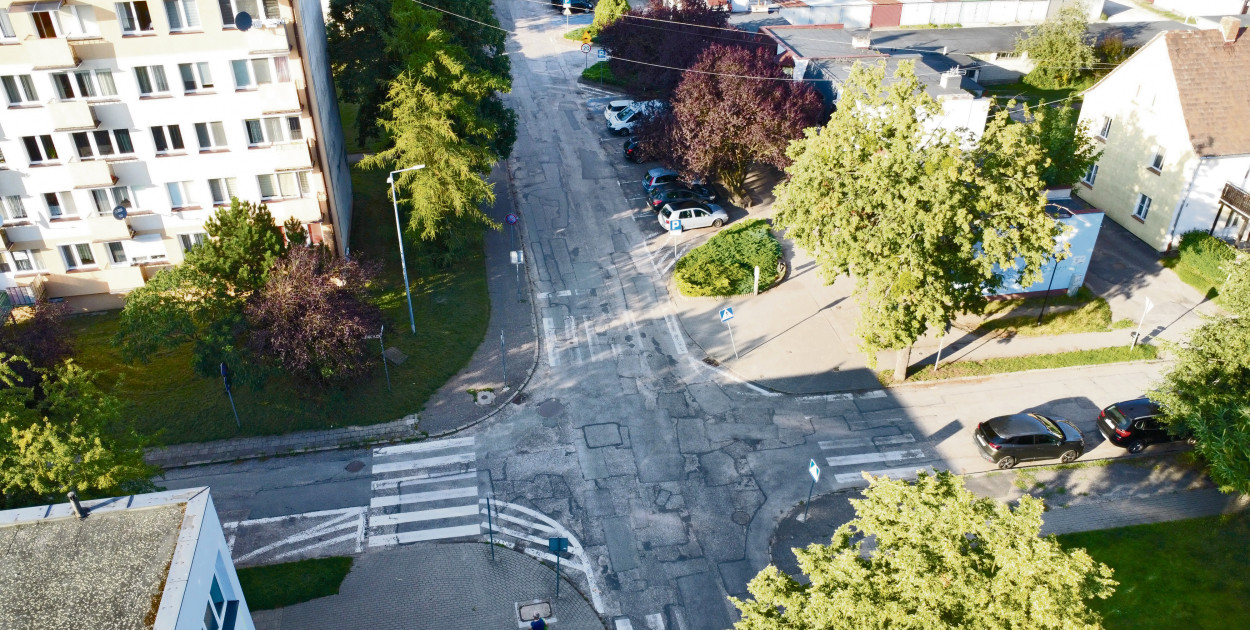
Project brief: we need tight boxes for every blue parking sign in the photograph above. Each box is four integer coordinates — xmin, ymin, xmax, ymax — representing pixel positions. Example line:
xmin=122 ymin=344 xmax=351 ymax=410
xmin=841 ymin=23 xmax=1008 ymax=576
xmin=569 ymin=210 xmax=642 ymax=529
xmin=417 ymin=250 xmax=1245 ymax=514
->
xmin=597 ymin=48 xmax=607 ymax=60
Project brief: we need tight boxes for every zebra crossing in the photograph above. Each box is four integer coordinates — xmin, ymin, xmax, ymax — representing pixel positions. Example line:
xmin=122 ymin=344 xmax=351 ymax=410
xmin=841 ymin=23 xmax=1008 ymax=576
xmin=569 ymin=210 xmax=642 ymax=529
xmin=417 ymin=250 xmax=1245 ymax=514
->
xmin=819 ymin=431 xmax=941 ymax=485
xmin=367 ymin=437 xmax=483 ymax=548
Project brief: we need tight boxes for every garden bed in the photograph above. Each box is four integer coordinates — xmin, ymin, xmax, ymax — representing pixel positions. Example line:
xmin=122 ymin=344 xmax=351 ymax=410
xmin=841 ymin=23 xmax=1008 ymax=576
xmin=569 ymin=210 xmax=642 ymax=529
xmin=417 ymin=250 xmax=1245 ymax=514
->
xmin=674 ymin=219 xmax=782 ymax=297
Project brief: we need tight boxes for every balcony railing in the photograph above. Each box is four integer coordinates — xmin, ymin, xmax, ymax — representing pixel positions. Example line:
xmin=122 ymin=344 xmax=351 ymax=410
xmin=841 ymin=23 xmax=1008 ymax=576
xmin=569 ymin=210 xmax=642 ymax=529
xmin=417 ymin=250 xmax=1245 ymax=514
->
xmin=27 ymin=38 xmax=79 ymax=70
xmin=273 ymin=141 xmax=314 ymax=171
xmin=247 ymin=22 xmax=291 ymax=54
xmin=67 ymin=160 xmax=115 ymax=189
xmin=1221 ymin=182 xmax=1250 ymax=215
xmin=259 ymin=83 xmax=301 ymax=114
xmin=83 ymin=212 xmax=135 ymax=241
xmin=49 ymin=100 xmax=96 ymax=131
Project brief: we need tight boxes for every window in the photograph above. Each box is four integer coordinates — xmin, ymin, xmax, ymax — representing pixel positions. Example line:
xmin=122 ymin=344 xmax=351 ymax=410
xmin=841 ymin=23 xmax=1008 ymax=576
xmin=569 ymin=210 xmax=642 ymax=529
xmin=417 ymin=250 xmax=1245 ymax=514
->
xmin=11 ymin=250 xmax=40 ymax=272
xmin=256 ymin=172 xmax=308 ymax=200
xmin=179 ymin=232 xmax=206 ymax=252
xmin=218 ymin=0 xmax=278 ymax=26
xmin=1098 ymin=116 xmax=1112 ymax=140
xmin=166 ymin=181 xmax=195 ymax=208
xmin=60 ymin=243 xmax=97 ymax=269
xmin=90 ymin=186 xmax=133 ymax=215
xmin=1082 ymin=164 xmax=1098 ymax=186
xmin=1149 ymin=148 xmax=1165 ymax=171
xmin=164 ymin=0 xmax=201 ymax=30
xmin=43 ymin=192 xmax=75 ymax=219
xmin=195 ymin=121 xmax=229 ymax=151
xmin=116 ymin=2 xmax=155 ymax=34
xmin=287 ymin=116 xmax=302 ymax=140
xmin=22 ymin=135 xmax=58 ymax=163
xmin=134 ymin=65 xmax=169 ymax=96
xmin=151 ymin=125 xmax=186 ymax=153
xmin=230 ymin=56 xmax=289 ymax=89
xmin=2 ymin=75 xmax=39 ymax=105
xmin=106 ymin=241 xmax=127 ymax=264
xmin=2 ymin=195 xmax=27 ymax=221
xmin=0 ymin=10 xmax=15 ymax=40
xmin=53 ymin=70 xmax=119 ymax=100
xmin=33 ymin=10 xmax=60 ymax=38
xmin=244 ymin=116 xmax=299 ymax=146
xmin=178 ymin=62 xmax=214 ymax=93
xmin=207 ymin=177 xmax=237 ymax=205
xmin=60 ymin=5 xmax=99 ymax=37
xmin=1133 ymin=193 xmax=1152 ymax=220
xmin=72 ymin=130 xmax=134 ymax=159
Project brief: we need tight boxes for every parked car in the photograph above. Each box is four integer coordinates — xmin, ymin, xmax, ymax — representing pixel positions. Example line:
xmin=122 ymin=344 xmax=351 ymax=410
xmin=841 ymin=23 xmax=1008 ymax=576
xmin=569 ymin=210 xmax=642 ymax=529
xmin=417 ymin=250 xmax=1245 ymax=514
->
xmin=1097 ymin=397 xmax=1192 ymax=453
xmin=642 ymin=167 xmax=680 ymax=193
xmin=646 ymin=183 xmax=717 ymax=210
xmin=551 ymin=0 xmax=594 ymax=13
xmin=657 ymin=201 xmax=728 ymax=231
xmin=973 ymin=413 xmax=1085 ymax=469
xmin=605 ymin=100 xmax=634 ymax=123
xmin=623 ymin=137 xmax=641 ymax=162
xmin=608 ymin=100 xmax=663 ymax=135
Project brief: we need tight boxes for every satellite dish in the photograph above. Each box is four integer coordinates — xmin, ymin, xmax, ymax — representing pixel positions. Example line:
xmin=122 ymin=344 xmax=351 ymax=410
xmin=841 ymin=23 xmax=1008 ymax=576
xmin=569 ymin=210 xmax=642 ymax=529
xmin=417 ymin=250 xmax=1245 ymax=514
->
xmin=236 ymin=11 xmax=253 ymax=31
xmin=112 ymin=205 xmax=128 ymax=220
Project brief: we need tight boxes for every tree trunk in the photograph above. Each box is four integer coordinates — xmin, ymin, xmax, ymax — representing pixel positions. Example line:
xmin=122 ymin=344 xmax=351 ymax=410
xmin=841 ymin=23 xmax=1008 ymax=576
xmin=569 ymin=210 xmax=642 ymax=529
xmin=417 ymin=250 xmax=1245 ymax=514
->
xmin=893 ymin=344 xmax=912 ymax=382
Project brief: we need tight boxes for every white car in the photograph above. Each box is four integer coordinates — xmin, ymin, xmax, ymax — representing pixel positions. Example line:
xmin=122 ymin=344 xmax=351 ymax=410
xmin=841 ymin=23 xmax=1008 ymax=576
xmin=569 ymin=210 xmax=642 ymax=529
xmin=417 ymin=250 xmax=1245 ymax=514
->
xmin=608 ymin=100 xmax=663 ymax=135
xmin=603 ymin=99 xmax=634 ymax=123
xmin=658 ymin=202 xmax=728 ymax=231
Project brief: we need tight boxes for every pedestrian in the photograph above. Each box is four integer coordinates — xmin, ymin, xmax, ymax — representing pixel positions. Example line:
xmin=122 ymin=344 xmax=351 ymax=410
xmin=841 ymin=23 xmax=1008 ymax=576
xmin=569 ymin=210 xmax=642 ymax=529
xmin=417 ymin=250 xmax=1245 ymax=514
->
xmin=530 ymin=613 xmax=548 ymax=630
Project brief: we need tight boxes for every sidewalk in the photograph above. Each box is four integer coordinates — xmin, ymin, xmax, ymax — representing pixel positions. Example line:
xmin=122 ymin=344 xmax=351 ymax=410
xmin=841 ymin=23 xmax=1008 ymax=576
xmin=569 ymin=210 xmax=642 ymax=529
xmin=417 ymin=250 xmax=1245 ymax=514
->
xmin=767 ymin=455 xmax=1250 ymax=580
xmin=252 ymin=543 xmax=604 ymax=630
xmin=145 ymin=163 xmax=540 ymax=468
xmin=671 ymin=198 xmax=1221 ymax=395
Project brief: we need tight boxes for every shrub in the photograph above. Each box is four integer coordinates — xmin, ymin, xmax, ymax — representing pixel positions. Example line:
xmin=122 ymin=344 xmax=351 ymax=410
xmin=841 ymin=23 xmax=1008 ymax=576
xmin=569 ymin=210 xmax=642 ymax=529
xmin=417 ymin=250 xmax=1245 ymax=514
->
xmin=1176 ymin=230 xmax=1236 ymax=293
xmin=675 ymin=219 xmax=781 ymax=297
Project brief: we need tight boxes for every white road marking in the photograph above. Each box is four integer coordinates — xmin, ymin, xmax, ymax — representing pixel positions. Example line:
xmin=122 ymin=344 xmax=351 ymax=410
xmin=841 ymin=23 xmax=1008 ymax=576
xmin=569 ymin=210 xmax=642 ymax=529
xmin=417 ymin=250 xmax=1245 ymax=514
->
xmin=371 ymin=452 xmax=475 ymax=474
xmin=234 ymin=508 xmax=366 ymax=563
xmin=565 ymin=315 xmax=585 ymax=364
xmin=272 ymin=531 xmax=361 ymax=562
xmin=369 ymin=486 xmax=478 ymax=509
xmin=825 ymin=449 xmax=926 ymax=467
xmin=536 ymin=291 xmax=551 ymax=299
xmin=687 ymin=354 xmax=779 ymax=397
xmin=874 ymin=434 xmax=916 ymax=446
xmin=818 ymin=437 xmax=874 ymax=450
xmin=556 ymin=289 xmax=573 ymax=297
xmin=482 ymin=505 xmax=558 ymax=534
xmin=491 ymin=500 xmax=604 ymax=613
xmin=615 ymin=618 xmax=635 ymax=630
xmin=663 ymin=313 xmax=689 ymax=356
xmin=646 ymin=613 xmax=666 ymax=630
xmin=367 ymin=524 xmax=482 ymax=547
xmin=583 ymin=317 xmax=600 ymax=361
xmin=858 ymin=390 xmax=887 ymax=399
xmin=223 ymin=506 xmax=362 ymax=527
xmin=835 ymin=465 xmax=939 ymax=485
xmin=523 ymin=546 xmax=588 ymax=574
xmin=369 ymin=504 xmax=481 ymax=528
xmin=371 ymin=470 xmax=478 ymax=491
xmin=543 ymin=317 xmax=560 ymax=367
xmin=373 ymin=437 xmax=474 ymax=457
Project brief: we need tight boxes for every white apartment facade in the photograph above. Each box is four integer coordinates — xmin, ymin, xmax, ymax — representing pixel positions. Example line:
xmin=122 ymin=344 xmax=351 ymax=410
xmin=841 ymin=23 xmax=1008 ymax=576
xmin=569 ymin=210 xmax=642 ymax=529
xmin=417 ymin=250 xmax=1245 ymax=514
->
xmin=0 ymin=0 xmax=350 ymax=310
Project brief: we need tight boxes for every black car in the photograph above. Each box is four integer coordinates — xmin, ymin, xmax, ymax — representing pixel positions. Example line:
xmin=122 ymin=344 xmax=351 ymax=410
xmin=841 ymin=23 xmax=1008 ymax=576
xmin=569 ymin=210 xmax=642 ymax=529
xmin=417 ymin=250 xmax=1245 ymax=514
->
xmin=623 ymin=138 xmax=641 ymax=163
xmin=552 ymin=0 xmax=593 ymax=12
xmin=973 ymin=413 xmax=1085 ymax=469
xmin=646 ymin=183 xmax=717 ymax=210
xmin=1097 ymin=397 xmax=1191 ymax=453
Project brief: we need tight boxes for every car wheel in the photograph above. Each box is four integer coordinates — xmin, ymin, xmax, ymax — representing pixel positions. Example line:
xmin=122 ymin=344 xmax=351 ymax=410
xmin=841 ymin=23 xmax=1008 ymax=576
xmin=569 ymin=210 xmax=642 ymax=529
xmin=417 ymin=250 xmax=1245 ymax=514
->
xmin=1127 ymin=440 xmax=1146 ymax=454
xmin=711 ymin=219 xmax=724 ymax=228
xmin=1185 ymin=436 xmax=1198 ymax=446
xmin=997 ymin=456 xmax=1017 ymax=470
xmin=1059 ymin=450 xmax=1078 ymax=464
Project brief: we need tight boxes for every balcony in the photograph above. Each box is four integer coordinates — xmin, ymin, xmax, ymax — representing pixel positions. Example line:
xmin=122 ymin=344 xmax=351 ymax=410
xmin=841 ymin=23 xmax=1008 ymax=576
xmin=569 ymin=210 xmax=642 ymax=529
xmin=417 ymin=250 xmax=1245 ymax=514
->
xmin=67 ymin=160 xmax=116 ymax=189
xmin=267 ymin=197 xmax=321 ymax=223
xmin=247 ymin=22 xmax=291 ymax=54
xmin=45 ymin=265 xmax=145 ymax=299
xmin=259 ymin=82 xmax=301 ymax=115
xmin=83 ymin=212 xmax=134 ymax=242
xmin=27 ymin=37 xmax=79 ymax=70
xmin=49 ymin=100 xmax=96 ymax=131
xmin=273 ymin=142 xmax=314 ymax=171
xmin=0 ymin=227 xmax=10 ymax=252
xmin=1221 ymin=182 xmax=1250 ymax=215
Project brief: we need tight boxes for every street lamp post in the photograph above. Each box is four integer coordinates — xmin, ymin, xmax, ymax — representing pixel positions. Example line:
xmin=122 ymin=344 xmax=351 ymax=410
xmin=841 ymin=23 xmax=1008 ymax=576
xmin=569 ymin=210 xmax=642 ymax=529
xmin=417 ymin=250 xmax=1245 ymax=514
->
xmin=387 ymin=165 xmax=425 ymax=334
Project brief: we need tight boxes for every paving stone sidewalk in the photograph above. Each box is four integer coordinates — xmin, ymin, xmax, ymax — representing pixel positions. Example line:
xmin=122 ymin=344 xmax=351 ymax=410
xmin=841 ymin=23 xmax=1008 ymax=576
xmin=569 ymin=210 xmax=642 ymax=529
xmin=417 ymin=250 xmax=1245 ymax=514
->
xmin=252 ymin=543 xmax=604 ymax=630
xmin=146 ymin=163 xmax=539 ymax=469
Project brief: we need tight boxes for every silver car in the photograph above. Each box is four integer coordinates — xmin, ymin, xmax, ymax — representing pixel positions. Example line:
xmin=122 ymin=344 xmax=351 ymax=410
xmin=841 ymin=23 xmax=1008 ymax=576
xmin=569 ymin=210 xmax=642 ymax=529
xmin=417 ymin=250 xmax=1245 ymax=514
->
xmin=658 ymin=202 xmax=728 ymax=231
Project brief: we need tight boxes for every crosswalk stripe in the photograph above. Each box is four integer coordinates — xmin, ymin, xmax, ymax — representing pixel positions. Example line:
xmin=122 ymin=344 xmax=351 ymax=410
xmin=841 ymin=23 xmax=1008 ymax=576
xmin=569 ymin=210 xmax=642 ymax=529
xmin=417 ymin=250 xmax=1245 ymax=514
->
xmin=368 ymin=504 xmax=480 ymax=528
xmin=835 ymin=465 xmax=938 ymax=484
xmin=663 ymin=313 xmax=688 ymax=356
xmin=818 ymin=437 xmax=874 ymax=450
xmin=370 ymin=486 xmax=478 ymax=509
xmin=367 ymin=524 xmax=482 ymax=547
xmin=371 ymin=452 xmax=475 ymax=474
xmin=483 ymin=507 xmax=558 ymax=534
xmin=874 ymin=434 xmax=916 ymax=446
xmin=825 ymin=449 xmax=925 ymax=467
xmin=543 ymin=317 xmax=561 ymax=366
xmin=583 ymin=317 xmax=601 ymax=361
xmin=371 ymin=470 xmax=477 ymax=491
xmin=523 ymin=547 xmax=588 ymax=574
xmin=373 ymin=437 xmax=474 ymax=457
xmin=566 ymin=315 xmax=585 ymax=364
xmin=646 ymin=613 xmax=666 ymax=630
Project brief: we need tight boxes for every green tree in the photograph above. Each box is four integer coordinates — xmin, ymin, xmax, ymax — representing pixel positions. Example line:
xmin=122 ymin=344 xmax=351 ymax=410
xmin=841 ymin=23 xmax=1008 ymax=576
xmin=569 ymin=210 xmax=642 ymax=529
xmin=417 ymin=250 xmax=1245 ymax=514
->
xmin=115 ymin=199 xmax=286 ymax=380
xmin=1015 ymin=1 xmax=1096 ymax=88
xmin=733 ymin=471 xmax=1116 ymax=630
xmin=592 ymin=0 xmax=631 ymax=35
xmin=774 ymin=62 xmax=1063 ymax=380
xmin=327 ymin=0 xmax=398 ymax=146
xmin=1025 ymin=100 xmax=1102 ymax=188
xmin=1151 ymin=254 xmax=1250 ymax=493
xmin=0 ymin=356 xmax=157 ymax=509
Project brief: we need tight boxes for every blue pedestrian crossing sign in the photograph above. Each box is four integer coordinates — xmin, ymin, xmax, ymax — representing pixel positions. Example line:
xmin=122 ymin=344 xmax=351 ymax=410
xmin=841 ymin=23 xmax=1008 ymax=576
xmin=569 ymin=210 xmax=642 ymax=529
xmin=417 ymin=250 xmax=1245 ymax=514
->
xmin=720 ymin=307 xmax=734 ymax=323
xmin=809 ymin=459 xmax=820 ymax=483
xmin=597 ymin=48 xmax=607 ymax=60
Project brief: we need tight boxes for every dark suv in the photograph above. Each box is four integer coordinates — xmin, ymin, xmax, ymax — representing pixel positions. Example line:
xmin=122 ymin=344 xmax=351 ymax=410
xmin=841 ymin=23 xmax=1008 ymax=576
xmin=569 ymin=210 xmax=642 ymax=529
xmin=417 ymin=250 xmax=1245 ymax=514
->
xmin=1097 ymin=397 xmax=1190 ymax=453
xmin=973 ymin=413 xmax=1085 ymax=469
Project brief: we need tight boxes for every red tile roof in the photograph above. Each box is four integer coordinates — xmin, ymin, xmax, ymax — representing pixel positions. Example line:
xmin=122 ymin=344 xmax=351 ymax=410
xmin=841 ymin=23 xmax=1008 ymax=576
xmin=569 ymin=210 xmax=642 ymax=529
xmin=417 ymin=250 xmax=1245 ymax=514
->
xmin=1166 ymin=27 xmax=1250 ymax=157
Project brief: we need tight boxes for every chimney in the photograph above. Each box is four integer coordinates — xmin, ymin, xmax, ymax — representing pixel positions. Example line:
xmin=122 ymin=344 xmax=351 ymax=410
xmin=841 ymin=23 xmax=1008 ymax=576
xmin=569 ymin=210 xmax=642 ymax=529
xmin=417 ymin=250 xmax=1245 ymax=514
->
xmin=852 ymin=34 xmax=871 ymax=49
xmin=1219 ymin=16 xmax=1240 ymax=43
xmin=67 ymin=491 xmax=88 ymax=519
xmin=940 ymin=69 xmax=961 ymax=89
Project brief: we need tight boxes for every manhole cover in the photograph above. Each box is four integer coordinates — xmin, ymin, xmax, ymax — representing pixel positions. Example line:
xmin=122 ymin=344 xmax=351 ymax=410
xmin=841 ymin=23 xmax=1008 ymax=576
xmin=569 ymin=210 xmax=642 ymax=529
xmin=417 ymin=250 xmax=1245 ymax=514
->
xmin=537 ymin=399 xmax=565 ymax=418
xmin=475 ymin=390 xmax=496 ymax=406
xmin=344 ymin=460 xmax=365 ymax=473
xmin=732 ymin=510 xmax=751 ymax=525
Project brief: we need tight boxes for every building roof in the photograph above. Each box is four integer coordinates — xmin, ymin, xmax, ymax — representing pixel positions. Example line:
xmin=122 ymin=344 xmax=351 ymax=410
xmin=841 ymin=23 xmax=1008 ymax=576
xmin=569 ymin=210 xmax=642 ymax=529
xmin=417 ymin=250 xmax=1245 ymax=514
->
xmin=1165 ymin=27 xmax=1250 ymax=157
xmin=0 ymin=488 xmax=211 ymax=630
xmin=811 ymin=52 xmax=984 ymax=97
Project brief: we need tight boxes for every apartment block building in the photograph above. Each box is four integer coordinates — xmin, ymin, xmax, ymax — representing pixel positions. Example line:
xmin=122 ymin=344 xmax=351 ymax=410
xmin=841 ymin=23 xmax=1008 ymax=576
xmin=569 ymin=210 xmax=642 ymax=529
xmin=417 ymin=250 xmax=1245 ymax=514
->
xmin=0 ymin=0 xmax=350 ymax=310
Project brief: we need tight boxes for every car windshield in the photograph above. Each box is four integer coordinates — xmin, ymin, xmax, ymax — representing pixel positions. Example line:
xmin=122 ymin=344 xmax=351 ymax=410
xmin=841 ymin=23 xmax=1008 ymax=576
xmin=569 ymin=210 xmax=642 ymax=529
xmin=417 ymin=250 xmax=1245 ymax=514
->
xmin=1104 ymin=406 xmax=1133 ymax=429
xmin=1033 ymin=415 xmax=1063 ymax=438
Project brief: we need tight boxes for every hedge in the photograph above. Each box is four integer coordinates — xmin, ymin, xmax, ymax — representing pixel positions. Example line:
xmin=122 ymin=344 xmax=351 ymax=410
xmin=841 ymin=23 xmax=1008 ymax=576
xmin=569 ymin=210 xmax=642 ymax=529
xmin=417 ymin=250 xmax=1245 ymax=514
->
xmin=675 ymin=219 xmax=781 ymax=297
xmin=1174 ymin=230 xmax=1236 ymax=297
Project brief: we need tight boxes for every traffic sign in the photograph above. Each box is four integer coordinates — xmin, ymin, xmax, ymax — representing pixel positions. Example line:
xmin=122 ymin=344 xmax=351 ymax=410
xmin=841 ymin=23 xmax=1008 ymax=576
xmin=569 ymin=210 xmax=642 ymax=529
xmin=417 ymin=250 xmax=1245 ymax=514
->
xmin=720 ymin=307 xmax=734 ymax=323
xmin=597 ymin=48 xmax=607 ymax=60
xmin=581 ymin=31 xmax=592 ymax=45
xmin=670 ymin=218 xmax=682 ymax=232
xmin=505 ymin=213 xmax=518 ymax=225
xmin=580 ymin=43 xmax=591 ymax=54
xmin=809 ymin=459 xmax=820 ymax=483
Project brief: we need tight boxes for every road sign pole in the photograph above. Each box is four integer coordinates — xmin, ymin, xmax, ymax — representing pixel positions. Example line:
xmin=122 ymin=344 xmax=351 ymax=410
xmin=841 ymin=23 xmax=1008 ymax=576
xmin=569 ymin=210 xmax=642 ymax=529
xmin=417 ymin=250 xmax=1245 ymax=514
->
xmin=380 ymin=325 xmax=391 ymax=391
xmin=500 ymin=329 xmax=507 ymax=388
xmin=726 ymin=319 xmax=739 ymax=360
xmin=1130 ymin=297 xmax=1154 ymax=350
xmin=803 ymin=477 xmax=816 ymax=521
xmin=487 ymin=497 xmax=495 ymax=561
xmin=754 ymin=265 xmax=760 ymax=295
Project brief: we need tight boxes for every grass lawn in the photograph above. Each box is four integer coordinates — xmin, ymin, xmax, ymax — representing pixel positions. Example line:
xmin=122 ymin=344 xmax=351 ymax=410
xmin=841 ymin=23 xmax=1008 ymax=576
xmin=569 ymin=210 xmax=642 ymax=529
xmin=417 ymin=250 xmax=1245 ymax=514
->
xmin=237 ymin=557 xmax=354 ymax=611
xmin=968 ymin=287 xmax=1134 ymax=337
xmin=564 ymin=25 xmax=592 ymax=41
xmin=582 ymin=60 xmax=628 ymax=88
xmin=337 ymin=101 xmax=385 ymax=156
xmin=982 ymin=77 xmax=1094 ymax=106
xmin=1162 ymin=257 xmax=1220 ymax=300
xmin=68 ymin=164 xmax=490 ymax=445
xmin=1058 ymin=512 xmax=1250 ymax=630
xmin=882 ymin=345 xmax=1158 ymax=384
